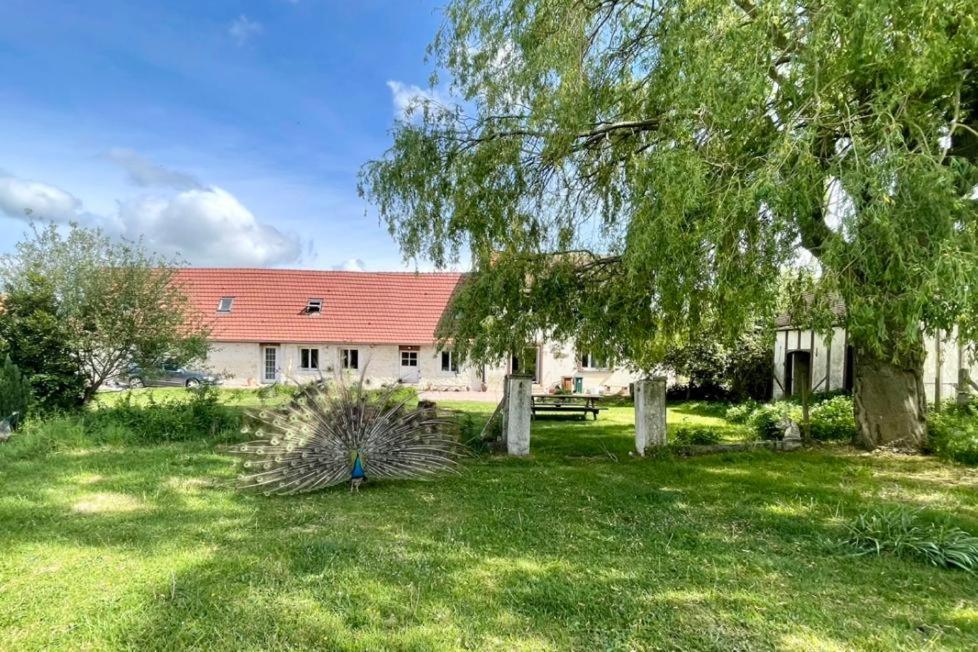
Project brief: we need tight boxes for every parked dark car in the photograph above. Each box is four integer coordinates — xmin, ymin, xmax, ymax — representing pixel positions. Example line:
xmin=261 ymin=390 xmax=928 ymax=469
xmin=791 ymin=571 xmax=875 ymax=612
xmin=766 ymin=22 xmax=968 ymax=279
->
xmin=127 ymin=362 xmax=220 ymax=389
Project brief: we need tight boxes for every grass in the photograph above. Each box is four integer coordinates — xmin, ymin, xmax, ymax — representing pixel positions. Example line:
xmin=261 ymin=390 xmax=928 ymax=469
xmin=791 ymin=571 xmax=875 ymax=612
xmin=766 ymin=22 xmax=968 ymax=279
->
xmin=1 ymin=392 xmax=977 ymax=650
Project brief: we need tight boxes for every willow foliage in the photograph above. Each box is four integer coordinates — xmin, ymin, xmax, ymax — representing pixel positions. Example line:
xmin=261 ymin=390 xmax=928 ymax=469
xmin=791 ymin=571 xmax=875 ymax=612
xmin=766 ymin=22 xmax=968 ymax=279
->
xmin=362 ymin=0 xmax=978 ymax=375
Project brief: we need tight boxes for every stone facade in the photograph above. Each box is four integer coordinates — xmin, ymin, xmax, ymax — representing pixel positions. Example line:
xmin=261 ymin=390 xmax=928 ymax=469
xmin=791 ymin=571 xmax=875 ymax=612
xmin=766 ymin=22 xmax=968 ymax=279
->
xmin=484 ymin=340 xmax=642 ymax=395
xmin=203 ymin=337 xmax=642 ymax=393
xmin=204 ymin=341 xmax=484 ymax=389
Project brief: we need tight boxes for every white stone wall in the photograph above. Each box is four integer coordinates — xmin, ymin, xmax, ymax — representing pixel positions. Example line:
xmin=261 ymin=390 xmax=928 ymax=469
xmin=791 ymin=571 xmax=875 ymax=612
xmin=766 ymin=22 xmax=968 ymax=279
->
xmin=418 ymin=346 xmax=484 ymax=390
xmin=476 ymin=340 xmax=641 ymax=394
xmin=204 ymin=342 xmax=262 ymax=386
xmin=539 ymin=340 xmax=641 ymax=394
xmin=202 ymin=341 xmax=484 ymax=390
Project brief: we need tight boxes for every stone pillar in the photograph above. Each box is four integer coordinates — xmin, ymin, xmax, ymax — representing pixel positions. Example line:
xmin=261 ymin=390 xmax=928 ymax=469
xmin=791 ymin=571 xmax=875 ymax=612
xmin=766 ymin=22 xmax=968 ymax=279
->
xmin=957 ymin=367 xmax=972 ymax=406
xmin=505 ymin=374 xmax=532 ymax=456
xmin=635 ymin=376 xmax=667 ymax=455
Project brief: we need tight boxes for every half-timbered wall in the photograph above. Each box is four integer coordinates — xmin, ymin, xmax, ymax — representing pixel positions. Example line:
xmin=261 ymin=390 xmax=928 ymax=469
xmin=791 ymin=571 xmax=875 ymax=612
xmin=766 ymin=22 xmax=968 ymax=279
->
xmin=773 ymin=326 xmax=978 ymax=403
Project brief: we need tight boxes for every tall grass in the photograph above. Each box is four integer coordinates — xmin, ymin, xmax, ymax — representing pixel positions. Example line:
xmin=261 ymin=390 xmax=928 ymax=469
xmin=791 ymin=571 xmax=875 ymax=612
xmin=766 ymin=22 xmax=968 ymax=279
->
xmin=842 ymin=507 xmax=978 ymax=573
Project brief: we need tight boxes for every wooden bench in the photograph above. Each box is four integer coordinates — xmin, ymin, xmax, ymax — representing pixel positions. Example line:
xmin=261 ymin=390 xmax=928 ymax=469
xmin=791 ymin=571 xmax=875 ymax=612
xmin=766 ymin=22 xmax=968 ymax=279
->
xmin=531 ymin=394 xmax=602 ymax=420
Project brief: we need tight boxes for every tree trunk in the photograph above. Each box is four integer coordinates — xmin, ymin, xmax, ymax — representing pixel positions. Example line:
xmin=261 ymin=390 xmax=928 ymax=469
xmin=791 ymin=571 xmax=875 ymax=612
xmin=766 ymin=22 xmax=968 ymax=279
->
xmin=852 ymin=350 xmax=927 ymax=450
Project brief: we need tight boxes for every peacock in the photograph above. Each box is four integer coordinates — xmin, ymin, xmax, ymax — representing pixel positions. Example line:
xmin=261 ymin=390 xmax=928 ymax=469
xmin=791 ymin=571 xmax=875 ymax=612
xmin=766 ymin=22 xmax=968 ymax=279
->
xmin=231 ymin=380 xmax=464 ymax=495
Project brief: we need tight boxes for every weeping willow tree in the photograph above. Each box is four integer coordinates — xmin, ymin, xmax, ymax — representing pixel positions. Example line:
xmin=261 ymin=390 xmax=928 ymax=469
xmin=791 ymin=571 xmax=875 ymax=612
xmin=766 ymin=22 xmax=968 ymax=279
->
xmin=360 ymin=0 xmax=978 ymax=450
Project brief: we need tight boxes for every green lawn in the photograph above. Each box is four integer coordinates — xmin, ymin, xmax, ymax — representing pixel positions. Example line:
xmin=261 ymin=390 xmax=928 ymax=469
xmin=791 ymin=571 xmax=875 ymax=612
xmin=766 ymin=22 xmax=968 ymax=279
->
xmin=1 ymin=396 xmax=977 ymax=650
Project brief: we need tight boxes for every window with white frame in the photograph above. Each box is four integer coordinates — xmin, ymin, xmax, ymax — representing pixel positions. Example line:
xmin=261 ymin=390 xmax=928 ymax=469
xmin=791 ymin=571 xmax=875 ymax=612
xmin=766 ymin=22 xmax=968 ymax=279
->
xmin=217 ymin=296 xmax=234 ymax=313
xmin=400 ymin=350 xmax=418 ymax=367
xmin=300 ymin=347 xmax=319 ymax=370
xmin=441 ymin=350 xmax=458 ymax=372
xmin=578 ymin=351 xmax=609 ymax=370
xmin=341 ymin=348 xmax=359 ymax=370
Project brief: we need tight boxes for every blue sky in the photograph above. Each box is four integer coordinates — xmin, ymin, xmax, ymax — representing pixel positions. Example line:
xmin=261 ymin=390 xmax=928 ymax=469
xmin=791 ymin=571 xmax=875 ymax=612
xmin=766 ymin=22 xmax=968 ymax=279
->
xmin=0 ymin=0 xmax=450 ymax=270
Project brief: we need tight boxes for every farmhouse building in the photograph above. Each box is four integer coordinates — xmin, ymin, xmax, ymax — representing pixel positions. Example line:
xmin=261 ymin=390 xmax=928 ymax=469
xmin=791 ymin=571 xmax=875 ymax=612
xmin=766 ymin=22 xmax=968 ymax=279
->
xmin=176 ymin=268 xmax=639 ymax=394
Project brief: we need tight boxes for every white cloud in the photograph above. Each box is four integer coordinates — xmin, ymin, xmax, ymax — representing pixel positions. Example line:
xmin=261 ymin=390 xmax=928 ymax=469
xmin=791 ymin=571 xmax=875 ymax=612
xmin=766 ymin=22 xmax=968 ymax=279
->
xmin=0 ymin=158 xmax=306 ymax=267
xmin=105 ymin=148 xmax=201 ymax=190
xmin=332 ymin=258 xmax=366 ymax=272
xmin=0 ymin=176 xmax=82 ymax=222
xmin=117 ymin=187 xmax=302 ymax=266
xmin=386 ymin=81 xmax=452 ymax=119
xmin=228 ymin=15 xmax=262 ymax=46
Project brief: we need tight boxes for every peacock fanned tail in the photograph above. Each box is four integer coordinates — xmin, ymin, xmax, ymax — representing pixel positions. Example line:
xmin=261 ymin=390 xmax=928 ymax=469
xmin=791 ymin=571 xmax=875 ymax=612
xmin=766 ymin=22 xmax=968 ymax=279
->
xmin=231 ymin=381 xmax=464 ymax=495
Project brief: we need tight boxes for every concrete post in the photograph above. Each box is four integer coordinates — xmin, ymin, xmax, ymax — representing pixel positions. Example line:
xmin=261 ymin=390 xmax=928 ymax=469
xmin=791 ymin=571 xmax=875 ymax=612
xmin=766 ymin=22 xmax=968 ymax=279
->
xmin=957 ymin=367 xmax=972 ymax=406
xmin=505 ymin=374 xmax=532 ymax=455
xmin=635 ymin=376 xmax=667 ymax=455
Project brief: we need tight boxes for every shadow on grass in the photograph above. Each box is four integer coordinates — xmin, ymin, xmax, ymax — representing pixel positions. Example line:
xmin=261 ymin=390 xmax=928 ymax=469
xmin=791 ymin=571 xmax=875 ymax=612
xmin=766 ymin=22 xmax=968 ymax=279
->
xmin=1 ymin=412 xmax=977 ymax=649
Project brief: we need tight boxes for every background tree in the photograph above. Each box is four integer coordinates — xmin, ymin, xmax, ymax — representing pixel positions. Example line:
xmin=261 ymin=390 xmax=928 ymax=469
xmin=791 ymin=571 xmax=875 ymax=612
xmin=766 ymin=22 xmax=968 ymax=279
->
xmin=664 ymin=326 xmax=773 ymax=402
xmin=0 ymin=355 xmax=31 ymax=427
xmin=0 ymin=272 xmax=86 ymax=412
xmin=0 ymin=224 xmax=209 ymax=403
xmin=361 ymin=0 xmax=978 ymax=449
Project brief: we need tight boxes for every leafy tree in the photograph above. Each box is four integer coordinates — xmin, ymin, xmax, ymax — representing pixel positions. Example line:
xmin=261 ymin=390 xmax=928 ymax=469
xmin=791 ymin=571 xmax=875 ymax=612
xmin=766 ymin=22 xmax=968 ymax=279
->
xmin=0 ymin=355 xmax=31 ymax=426
xmin=361 ymin=0 xmax=978 ymax=449
xmin=0 ymin=224 xmax=209 ymax=403
xmin=664 ymin=326 xmax=773 ymax=401
xmin=0 ymin=272 xmax=86 ymax=412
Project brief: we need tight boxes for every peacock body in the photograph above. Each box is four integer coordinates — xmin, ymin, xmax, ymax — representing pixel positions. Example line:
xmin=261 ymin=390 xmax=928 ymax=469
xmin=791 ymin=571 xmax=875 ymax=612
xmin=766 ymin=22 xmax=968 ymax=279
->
xmin=231 ymin=381 xmax=463 ymax=495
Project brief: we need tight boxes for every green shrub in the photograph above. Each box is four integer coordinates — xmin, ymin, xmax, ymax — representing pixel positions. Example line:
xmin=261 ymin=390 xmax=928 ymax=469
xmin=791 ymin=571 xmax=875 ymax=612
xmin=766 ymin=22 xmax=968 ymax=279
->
xmin=808 ymin=395 xmax=856 ymax=441
xmin=672 ymin=426 xmax=723 ymax=446
xmin=0 ymin=355 xmax=31 ymax=428
xmin=928 ymin=404 xmax=978 ymax=465
xmin=725 ymin=401 xmax=759 ymax=424
xmin=737 ymin=395 xmax=855 ymax=442
xmin=0 ymin=273 xmax=87 ymax=413
xmin=842 ymin=507 xmax=978 ymax=572
xmin=748 ymin=402 xmax=796 ymax=440
xmin=85 ymin=386 xmax=240 ymax=443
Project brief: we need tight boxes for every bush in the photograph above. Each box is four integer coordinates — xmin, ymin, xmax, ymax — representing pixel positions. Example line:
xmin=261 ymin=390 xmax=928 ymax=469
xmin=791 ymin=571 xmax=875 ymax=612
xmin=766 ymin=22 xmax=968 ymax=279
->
xmin=666 ymin=382 xmax=729 ymax=402
xmin=672 ymin=426 xmax=723 ymax=446
xmin=928 ymin=403 xmax=978 ymax=465
xmin=842 ymin=507 xmax=978 ymax=572
xmin=663 ymin=326 xmax=774 ymax=401
xmin=725 ymin=400 xmax=759 ymax=424
xmin=748 ymin=402 xmax=796 ymax=440
xmin=0 ymin=355 xmax=31 ymax=428
xmin=85 ymin=386 xmax=240 ymax=443
xmin=727 ymin=395 xmax=855 ymax=443
xmin=808 ymin=395 xmax=857 ymax=441
xmin=0 ymin=274 xmax=86 ymax=413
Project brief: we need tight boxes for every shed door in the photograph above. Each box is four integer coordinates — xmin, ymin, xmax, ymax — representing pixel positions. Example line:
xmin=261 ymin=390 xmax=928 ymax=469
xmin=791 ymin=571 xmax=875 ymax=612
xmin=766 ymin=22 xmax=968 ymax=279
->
xmin=785 ymin=350 xmax=812 ymax=397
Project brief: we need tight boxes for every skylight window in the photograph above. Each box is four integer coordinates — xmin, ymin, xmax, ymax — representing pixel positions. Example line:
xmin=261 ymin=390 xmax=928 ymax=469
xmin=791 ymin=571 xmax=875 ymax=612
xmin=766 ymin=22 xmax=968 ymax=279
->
xmin=217 ymin=297 xmax=234 ymax=313
xmin=306 ymin=298 xmax=323 ymax=314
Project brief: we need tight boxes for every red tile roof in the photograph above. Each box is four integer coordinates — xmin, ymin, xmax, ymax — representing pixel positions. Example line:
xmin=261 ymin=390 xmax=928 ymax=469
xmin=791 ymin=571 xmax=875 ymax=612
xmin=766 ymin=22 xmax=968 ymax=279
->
xmin=174 ymin=268 xmax=463 ymax=344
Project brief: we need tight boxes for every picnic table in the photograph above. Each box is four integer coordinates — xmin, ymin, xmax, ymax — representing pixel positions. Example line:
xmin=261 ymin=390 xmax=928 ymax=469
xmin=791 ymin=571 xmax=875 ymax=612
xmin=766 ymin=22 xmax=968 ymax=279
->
xmin=531 ymin=393 xmax=602 ymax=420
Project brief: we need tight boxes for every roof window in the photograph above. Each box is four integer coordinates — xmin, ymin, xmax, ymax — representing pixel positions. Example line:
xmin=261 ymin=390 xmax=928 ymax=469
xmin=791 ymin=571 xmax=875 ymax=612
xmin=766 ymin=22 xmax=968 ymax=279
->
xmin=306 ymin=298 xmax=323 ymax=314
xmin=217 ymin=297 xmax=234 ymax=313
